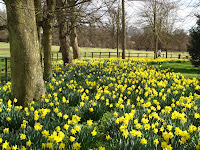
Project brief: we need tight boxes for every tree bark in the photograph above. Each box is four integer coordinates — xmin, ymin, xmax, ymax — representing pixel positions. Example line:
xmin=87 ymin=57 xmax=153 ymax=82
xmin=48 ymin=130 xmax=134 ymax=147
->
xmin=69 ymin=0 xmax=81 ymax=59
xmin=56 ymin=0 xmax=72 ymax=65
xmin=43 ymin=0 xmax=55 ymax=80
xmin=122 ymin=0 xmax=126 ymax=59
xmin=4 ymin=0 xmax=46 ymax=107
xmin=34 ymin=0 xmax=42 ymax=50
xmin=70 ymin=26 xmax=80 ymax=59
xmin=34 ymin=0 xmax=42 ymax=63
xmin=111 ymin=22 xmax=115 ymax=49
xmin=153 ymin=0 xmax=158 ymax=59
xmin=117 ymin=4 xmax=120 ymax=58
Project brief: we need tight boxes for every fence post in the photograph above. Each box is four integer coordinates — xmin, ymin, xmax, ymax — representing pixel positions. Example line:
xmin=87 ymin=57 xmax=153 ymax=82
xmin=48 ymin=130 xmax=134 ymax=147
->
xmin=52 ymin=53 xmax=54 ymax=61
xmin=146 ymin=53 xmax=148 ymax=57
xmin=109 ymin=52 xmax=111 ymax=58
xmin=171 ymin=54 xmax=172 ymax=58
xmin=178 ymin=54 xmax=181 ymax=59
xmin=85 ymin=52 xmax=86 ymax=58
xmin=100 ymin=52 xmax=101 ymax=58
xmin=138 ymin=53 xmax=139 ymax=58
xmin=119 ymin=52 xmax=121 ymax=57
xmin=5 ymin=58 xmax=7 ymax=78
xmin=92 ymin=52 xmax=93 ymax=58
xmin=129 ymin=52 xmax=130 ymax=58
xmin=40 ymin=53 xmax=43 ymax=65
xmin=57 ymin=53 xmax=58 ymax=61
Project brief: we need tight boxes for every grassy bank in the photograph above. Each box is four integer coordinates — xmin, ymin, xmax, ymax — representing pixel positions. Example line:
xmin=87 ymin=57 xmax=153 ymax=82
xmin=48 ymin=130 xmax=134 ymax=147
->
xmin=159 ymin=61 xmax=200 ymax=80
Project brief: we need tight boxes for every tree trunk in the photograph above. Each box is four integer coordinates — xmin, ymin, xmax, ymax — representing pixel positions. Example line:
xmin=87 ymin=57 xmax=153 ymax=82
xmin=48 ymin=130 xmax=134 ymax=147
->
xmin=60 ymin=35 xmax=72 ymax=65
xmin=154 ymin=35 xmax=158 ymax=59
xmin=117 ymin=4 xmax=120 ymax=58
xmin=43 ymin=0 xmax=55 ymax=80
xmin=112 ymin=22 xmax=115 ymax=49
xmin=5 ymin=0 xmax=46 ymax=107
xmin=153 ymin=0 xmax=158 ymax=59
xmin=34 ymin=0 xmax=42 ymax=63
xmin=69 ymin=0 xmax=81 ymax=59
xmin=70 ymin=25 xmax=80 ymax=59
xmin=56 ymin=0 xmax=72 ymax=65
xmin=43 ymin=25 xmax=52 ymax=79
xmin=122 ymin=0 xmax=126 ymax=59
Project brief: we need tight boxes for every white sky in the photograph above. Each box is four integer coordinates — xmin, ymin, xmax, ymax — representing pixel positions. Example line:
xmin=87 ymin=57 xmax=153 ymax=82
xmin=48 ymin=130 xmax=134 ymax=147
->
xmin=125 ymin=0 xmax=200 ymax=31
xmin=0 ymin=0 xmax=199 ymax=31
xmin=0 ymin=1 xmax=5 ymax=10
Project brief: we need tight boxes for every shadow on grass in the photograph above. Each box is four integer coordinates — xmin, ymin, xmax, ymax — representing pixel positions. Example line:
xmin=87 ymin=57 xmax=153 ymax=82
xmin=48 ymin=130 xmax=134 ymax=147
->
xmin=156 ymin=61 xmax=200 ymax=80
xmin=171 ymin=68 xmax=200 ymax=74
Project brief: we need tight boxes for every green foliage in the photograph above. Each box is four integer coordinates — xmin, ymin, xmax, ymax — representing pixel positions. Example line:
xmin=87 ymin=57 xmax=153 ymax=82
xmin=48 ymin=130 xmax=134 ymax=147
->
xmin=187 ymin=15 xmax=200 ymax=67
xmin=157 ymin=61 xmax=200 ymax=80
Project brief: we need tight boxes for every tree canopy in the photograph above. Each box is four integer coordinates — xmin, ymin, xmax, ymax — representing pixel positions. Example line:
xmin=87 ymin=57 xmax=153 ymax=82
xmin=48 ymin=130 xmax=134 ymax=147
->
xmin=187 ymin=15 xmax=200 ymax=67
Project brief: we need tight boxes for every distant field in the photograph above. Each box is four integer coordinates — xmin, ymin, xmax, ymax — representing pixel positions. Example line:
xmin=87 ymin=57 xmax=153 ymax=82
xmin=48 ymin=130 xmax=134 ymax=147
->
xmin=0 ymin=42 xmax=10 ymax=56
xmin=0 ymin=42 xmax=189 ymax=59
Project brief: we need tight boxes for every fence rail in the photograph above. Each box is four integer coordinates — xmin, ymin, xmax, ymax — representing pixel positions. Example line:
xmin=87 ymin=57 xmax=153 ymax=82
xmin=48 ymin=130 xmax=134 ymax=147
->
xmin=0 ymin=52 xmax=62 ymax=80
xmin=84 ymin=52 xmax=189 ymax=59
xmin=0 ymin=57 xmax=10 ymax=80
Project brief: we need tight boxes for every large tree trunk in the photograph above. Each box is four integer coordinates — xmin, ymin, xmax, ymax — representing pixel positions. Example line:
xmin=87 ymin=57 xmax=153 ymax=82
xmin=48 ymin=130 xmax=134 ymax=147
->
xmin=56 ymin=0 xmax=72 ymax=65
xmin=43 ymin=24 xmax=52 ymax=79
xmin=43 ymin=0 xmax=55 ymax=80
xmin=69 ymin=0 xmax=81 ymax=59
xmin=5 ymin=0 xmax=45 ymax=107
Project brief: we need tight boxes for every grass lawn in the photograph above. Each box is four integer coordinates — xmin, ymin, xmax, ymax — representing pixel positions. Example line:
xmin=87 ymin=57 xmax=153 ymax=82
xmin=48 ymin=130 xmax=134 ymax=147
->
xmin=1 ymin=42 xmax=189 ymax=58
xmin=0 ymin=42 xmax=10 ymax=56
xmin=159 ymin=61 xmax=200 ymax=80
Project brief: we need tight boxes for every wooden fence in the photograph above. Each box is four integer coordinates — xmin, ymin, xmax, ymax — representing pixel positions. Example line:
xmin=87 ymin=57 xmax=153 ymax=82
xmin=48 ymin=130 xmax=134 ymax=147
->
xmin=84 ymin=52 xmax=189 ymax=59
xmin=0 ymin=53 xmax=61 ymax=80
xmin=0 ymin=57 xmax=9 ymax=80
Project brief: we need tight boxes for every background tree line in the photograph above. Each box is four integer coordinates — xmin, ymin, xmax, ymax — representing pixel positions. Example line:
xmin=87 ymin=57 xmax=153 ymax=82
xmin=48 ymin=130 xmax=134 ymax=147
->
xmin=0 ymin=0 xmax=190 ymax=52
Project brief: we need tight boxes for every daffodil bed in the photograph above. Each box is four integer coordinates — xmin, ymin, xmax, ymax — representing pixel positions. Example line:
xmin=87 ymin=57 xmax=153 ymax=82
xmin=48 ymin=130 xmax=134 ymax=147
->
xmin=0 ymin=58 xmax=200 ymax=150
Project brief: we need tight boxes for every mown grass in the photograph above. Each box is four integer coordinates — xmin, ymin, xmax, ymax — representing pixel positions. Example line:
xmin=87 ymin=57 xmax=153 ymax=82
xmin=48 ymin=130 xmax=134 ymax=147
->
xmin=0 ymin=42 xmax=189 ymax=58
xmin=158 ymin=61 xmax=200 ymax=80
xmin=0 ymin=42 xmax=10 ymax=56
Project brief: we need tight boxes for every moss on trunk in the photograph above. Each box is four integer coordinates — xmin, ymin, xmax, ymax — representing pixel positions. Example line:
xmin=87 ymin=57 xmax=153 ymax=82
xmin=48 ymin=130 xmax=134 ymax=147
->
xmin=43 ymin=0 xmax=55 ymax=80
xmin=5 ymin=0 xmax=46 ymax=107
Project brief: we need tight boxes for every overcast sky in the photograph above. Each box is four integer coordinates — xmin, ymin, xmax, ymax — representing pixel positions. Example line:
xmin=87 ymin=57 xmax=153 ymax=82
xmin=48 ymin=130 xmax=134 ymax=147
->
xmin=0 ymin=0 xmax=199 ymax=31
xmin=125 ymin=0 xmax=200 ymax=31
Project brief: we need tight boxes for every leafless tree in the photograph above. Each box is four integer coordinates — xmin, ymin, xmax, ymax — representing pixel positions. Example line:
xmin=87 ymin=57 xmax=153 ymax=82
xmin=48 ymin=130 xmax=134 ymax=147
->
xmin=139 ymin=0 xmax=179 ymax=58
